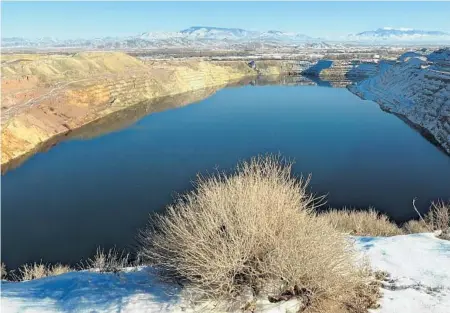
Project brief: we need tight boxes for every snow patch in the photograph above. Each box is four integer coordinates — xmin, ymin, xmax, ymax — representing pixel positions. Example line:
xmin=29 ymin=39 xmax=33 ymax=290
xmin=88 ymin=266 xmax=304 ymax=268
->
xmin=355 ymin=233 xmax=450 ymax=313
xmin=0 ymin=266 xmax=302 ymax=313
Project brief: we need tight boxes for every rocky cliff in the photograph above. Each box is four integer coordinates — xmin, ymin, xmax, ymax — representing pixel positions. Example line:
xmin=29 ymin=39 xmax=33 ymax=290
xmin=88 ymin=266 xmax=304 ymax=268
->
xmin=349 ymin=48 xmax=450 ymax=154
xmin=249 ymin=58 xmax=378 ymax=82
xmin=301 ymin=59 xmax=382 ymax=81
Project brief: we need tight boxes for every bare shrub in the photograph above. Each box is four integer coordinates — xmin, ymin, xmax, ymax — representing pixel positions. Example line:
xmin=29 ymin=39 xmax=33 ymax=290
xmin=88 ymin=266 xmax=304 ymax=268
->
xmin=1 ymin=263 xmax=7 ymax=280
xmin=426 ymin=201 xmax=450 ymax=239
xmin=86 ymin=247 xmax=129 ymax=273
xmin=402 ymin=219 xmax=429 ymax=234
xmin=319 ymin=209 xmax=403 ymax=237
xmin=17 ymin=262 xmax=48 ymax=281
xmin=14 ymin=262 xmax=72 ymax=281
xmin=139 ymin=156 xmax=377 ymax=312
xmin=410 ymin=199 xmax=450 ymax=239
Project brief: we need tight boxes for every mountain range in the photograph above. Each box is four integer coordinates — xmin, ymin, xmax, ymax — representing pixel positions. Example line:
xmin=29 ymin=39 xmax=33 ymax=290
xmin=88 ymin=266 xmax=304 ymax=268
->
xmin=138 ymin=26 xmax=314 ymax=44
xmin=2 ymin=26 xmax=450 ymax=50
xmin=349 ymin=27 xmax=450 ymax=42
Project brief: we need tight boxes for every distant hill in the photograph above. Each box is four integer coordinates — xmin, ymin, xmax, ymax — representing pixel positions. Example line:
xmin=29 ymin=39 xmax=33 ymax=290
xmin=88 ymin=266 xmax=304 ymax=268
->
xmin=348 ymin=27 xmax=450 ymax=43
xmin=2 ymin=26 xmax=449 ymax=50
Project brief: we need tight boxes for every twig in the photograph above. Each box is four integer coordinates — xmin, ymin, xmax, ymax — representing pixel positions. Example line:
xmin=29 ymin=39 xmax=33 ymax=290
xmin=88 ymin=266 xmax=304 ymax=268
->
xmin=412 ymin=198 xmax=432 ymax=232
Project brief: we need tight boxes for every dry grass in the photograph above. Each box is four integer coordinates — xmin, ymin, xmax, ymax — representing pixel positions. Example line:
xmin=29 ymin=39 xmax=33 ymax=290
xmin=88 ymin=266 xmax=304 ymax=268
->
xmin=139 ymin=156 xmax=378 ymax=312
xmin=402 ymin=219 xmax=429 ymax=234
xmin=49 ymin=264 xmax=73 ymax=276
xmin=319 ymin=209 xmax=403 ymax=237
xmin=85 ymin=247 xmax=130 ymax=273
xmin=3 ymin=247 xmax=129 ymax=282
xmin=19 ymin=263 xmax=48 ymax=281
xmin=14 ymin=262 xmax=71 ymax=281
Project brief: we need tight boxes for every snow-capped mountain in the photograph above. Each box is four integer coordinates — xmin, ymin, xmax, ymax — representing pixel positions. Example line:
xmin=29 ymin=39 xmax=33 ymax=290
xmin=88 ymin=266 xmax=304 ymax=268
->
xmin=1 ymin=26 xmax=316 ymax=50
xmin=179 ymin=26 xmax=314 ymax=42
xmin=138 ymin=31 xmax=183 ymax=40
xmin=180 ymin=26 xmax=256 ymax=40
xmin=140 ymin=26 xmax=312 ymax=43
xmin=349 ymin=27 xmax=450 ymax=43
xmin=3 ymin=26 xmax=450 ymax=50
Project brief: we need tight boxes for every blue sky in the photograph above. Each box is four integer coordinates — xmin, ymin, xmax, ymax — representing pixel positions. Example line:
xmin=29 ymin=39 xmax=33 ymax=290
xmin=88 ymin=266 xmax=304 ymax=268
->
xmin=2 ymin=1 xmax=450 ymax=39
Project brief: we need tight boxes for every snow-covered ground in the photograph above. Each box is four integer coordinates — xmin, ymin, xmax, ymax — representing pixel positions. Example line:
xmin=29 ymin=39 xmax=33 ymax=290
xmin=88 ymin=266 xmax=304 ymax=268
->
xmin=0 ymin=268 xmax=301 ymax=313
xmin=1 ymin=233 xmax=449 ymax=313
xmin=357 ymin=233 xmax=450 ymax=313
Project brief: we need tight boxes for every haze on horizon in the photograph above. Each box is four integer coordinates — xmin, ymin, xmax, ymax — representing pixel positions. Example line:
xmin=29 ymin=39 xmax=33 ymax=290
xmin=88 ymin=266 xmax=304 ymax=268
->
xmin=2 ymin=1 xmax=450 ymax=39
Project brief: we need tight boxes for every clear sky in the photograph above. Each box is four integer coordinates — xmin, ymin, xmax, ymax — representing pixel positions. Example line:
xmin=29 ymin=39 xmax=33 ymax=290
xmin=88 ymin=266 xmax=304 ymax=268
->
xmin=2 ymin=1 xmax=450 ymax=39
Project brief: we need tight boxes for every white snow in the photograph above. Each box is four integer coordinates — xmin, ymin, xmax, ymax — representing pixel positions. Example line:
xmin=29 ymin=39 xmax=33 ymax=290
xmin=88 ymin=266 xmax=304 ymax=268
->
xmin=2 ymin=233 xmax=449 ymax=313
xmin=354 ymin=233 xmax=450 ymax=313
xmin=1 ymin=267 xmax=183 ymax=313
xmin=382 ymin=27 xmax=414 ymax=32
xmin=349 ymin=28 xmax=450 ymax=43
xmin=0 ymin=267 xmax=302 ymax=313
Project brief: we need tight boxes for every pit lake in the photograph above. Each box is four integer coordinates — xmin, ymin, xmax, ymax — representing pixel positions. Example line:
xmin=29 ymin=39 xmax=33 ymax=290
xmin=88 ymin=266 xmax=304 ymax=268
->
xmin=2 ymin=78 xmax=450 ymax=269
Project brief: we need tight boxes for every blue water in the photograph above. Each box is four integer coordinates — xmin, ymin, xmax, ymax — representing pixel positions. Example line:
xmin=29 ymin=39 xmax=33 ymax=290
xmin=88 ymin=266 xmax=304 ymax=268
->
xmin=2 ymin=84 xmax=450 ymax=269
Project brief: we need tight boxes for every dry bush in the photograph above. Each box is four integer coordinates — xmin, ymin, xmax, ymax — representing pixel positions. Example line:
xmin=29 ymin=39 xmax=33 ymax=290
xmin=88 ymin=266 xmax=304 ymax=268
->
xmin=402 ymin=219 xmax=429 ymax=234
xmin=409 ymin=200 xmax=450 ymax=239
xmin=86 ymin=247 xmax=129 ymax=273
xmin=319 ymin=209 xmax=403 ymax=237
xmin=1 ymin=263 xmax=7 ymax=280
xmin=15 ymin=262 xmax=72 ymax=281
xmin=19 ymin=262 xmax=48 ymax=281
xmin=426 ymin=201 xmax=450 ymax=239
xmin=139 ymin=156 xmax=378 ymax=312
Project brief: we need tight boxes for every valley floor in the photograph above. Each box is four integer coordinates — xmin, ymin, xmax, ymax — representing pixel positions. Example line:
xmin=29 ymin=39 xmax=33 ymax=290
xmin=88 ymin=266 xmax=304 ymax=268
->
xmin=2 ymin=233 xmax=449 ymax=313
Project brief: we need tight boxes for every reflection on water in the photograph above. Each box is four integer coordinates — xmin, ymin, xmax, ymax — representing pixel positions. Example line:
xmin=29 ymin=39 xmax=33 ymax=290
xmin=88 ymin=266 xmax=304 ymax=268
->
xmin=71 ymin=75 xmax=351 ymax=140
xmin=249 ymin=75 xmax=351 ymax=87
xmin=2 ymin=83 xmax=236 ymax=174
xmin=70 ymin=87 xmax=221 ymax=140
xmin=3 ymin=75 xmax=351 ymax=175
